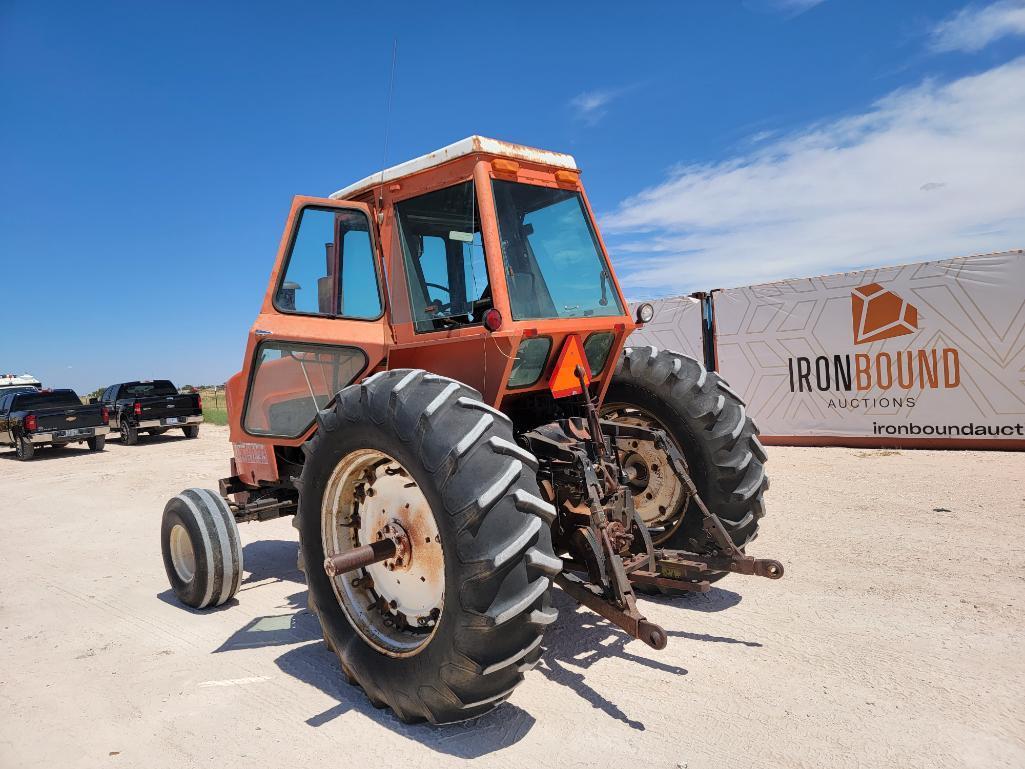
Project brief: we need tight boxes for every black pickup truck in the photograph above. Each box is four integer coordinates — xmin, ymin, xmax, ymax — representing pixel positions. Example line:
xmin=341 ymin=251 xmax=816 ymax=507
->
xmin=0 ymin=388 xmax=110 ymax=460
xmin=98 ymin=380 xmax=203 ymax=445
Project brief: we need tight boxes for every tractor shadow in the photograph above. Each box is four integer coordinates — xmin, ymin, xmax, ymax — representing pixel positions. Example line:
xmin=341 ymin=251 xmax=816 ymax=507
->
xmin=536 ymin=589 xmax=689 ymax=732
xmin=274 ymin=640 xmax=538 ymax=757
xmin=209 ymin=550 xmax=754 ymax=753
xmin=238 ymin=539 xmax=305 ymax=588
xmin=213 ymin=590 xmax=320 ymax=652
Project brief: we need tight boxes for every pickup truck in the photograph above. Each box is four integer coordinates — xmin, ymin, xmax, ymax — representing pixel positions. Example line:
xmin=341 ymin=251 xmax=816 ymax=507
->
xmin=98 ymin=380 xmax=203 ymax=445
xmin=1 ymin=388 xmax=110 ymax=460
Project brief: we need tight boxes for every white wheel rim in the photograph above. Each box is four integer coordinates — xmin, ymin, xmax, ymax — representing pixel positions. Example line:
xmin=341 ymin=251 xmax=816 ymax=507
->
xmin=169 ymin=524 xmax=196 ymax=582
xmin=321 ymin=448 xmax=445 ymax=658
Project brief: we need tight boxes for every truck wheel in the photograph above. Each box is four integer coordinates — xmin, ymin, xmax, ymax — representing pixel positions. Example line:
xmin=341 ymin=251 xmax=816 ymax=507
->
xmin=15 ymin=437 xmax=35 ymax=461
xmin=603 ymin=346 xmax=768 ymax=577
xmin=296 ymin=369 xmax=559 ymax=724
xmin=161 ymin=488 xmax=243 ymax=609
xmin=120 ymin=421 xmax=138 ymax=445
xmin=182 ymin=425 xmax=199 ymax=439
xmin=87 ymin=435 xmax=105 ymax=451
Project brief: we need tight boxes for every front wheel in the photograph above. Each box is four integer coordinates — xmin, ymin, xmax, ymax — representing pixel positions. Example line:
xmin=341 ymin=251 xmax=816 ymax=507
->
xmin=296 ymin=369 xmax=559 ymax=724
xmin=161 ymin=488 xmax=243 ymax=609
xmin=603 ymin=346 xmax=768 ymax=569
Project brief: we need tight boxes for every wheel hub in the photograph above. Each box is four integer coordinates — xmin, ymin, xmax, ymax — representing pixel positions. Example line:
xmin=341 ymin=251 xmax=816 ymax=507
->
xmin=321 ymin=449 xmax=445 ymax=657
xmin=169 ymin=523 xmax=196 ymax=582
xmin=601 ymin=405 xmax=692 ymax=538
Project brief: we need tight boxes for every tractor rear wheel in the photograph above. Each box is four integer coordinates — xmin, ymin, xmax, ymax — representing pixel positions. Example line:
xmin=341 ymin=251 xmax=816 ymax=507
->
xmin=603 ymin=346 xmax=768 ymax=579
xmin=296 ymin=369 xmax=559 ymax=724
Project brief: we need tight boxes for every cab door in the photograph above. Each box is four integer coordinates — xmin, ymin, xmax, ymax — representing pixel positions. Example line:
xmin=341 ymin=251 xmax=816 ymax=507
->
xmin=230 ymin=197 xmax=389 ymax=462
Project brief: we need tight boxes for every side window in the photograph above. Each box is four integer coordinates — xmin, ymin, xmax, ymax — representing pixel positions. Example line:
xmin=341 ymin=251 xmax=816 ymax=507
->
xmin=274 ymin=207 xmax=382 ymax=319
xmin=243 ymin=341 xmax=367 ymax=438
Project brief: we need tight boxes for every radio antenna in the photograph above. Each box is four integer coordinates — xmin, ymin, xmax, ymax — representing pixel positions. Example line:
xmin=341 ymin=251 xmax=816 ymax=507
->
xmin=377 ymin=38 xmax=398 ymax=221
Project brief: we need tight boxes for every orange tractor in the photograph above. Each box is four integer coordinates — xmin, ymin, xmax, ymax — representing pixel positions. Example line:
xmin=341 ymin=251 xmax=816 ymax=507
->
xmin=160 ymin=137 xmax=781 ymax=724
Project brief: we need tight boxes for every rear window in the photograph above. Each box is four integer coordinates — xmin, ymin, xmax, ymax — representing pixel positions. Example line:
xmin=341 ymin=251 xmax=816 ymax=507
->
xmin=120 ymin=381 xmax=178 ymax=398
xmin=13 ymin=391 xmax=82 ymax=409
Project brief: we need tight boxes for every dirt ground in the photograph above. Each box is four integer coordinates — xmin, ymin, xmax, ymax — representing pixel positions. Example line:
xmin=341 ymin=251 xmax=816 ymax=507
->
xmin=1 ymin=426 xmax=1023 ymax=769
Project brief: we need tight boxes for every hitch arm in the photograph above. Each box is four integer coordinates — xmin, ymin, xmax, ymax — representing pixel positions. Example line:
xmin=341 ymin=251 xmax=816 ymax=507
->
xmin=554 ymin=571 xmax=667 ymax=650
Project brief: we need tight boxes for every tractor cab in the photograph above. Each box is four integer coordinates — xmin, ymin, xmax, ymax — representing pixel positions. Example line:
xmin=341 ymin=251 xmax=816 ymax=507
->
xmin=225 ymin=137 xmax=642 ymax=486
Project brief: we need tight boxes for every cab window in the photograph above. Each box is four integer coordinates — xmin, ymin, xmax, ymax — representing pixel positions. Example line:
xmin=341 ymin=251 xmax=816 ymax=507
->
xmin=275 ymin=207 xmax=382 ymax=319
xmin=243 ymin=341 xmax=366 ymax=438
xmin=394 ymin=181 xmax=491 ymax=333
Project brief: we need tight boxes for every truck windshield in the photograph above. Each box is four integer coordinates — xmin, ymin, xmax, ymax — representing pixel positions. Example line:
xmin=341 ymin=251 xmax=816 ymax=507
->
xmin=120 ymin=381 xmax=178 ymax=398
xmin=13 ymin=391 xmax=81 ymax=409
xmin=492 ymin=180 xmax=624 ymax=320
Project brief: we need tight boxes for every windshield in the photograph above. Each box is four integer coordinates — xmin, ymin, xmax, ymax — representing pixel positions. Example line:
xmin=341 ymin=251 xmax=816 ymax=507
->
xmin=120 ymin=381 xmax=178 ymax=398
xmin=395 ymin=181 xmax=491 ymax=333
xmin=492 ymin=180 xmax=624 ymax=320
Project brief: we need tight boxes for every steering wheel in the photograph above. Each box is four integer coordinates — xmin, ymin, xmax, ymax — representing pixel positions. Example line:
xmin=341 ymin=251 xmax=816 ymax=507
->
xmin=425 ymin=282 xmax=450 ymax=294
xmin=425 ymin=298 xmax=454 ymax=316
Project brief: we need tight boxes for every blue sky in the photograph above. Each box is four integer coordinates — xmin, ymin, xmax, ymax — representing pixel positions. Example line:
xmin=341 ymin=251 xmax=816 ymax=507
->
xmin=2 ymin=0 xmax=1024 ymax=393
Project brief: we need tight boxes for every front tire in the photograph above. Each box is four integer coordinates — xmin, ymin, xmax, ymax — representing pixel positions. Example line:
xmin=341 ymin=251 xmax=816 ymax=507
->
xmin=161 ymin=488 xmax=243 ymax=609
xmin=296 ymin=369 xmax=559 ymax=724
xmin=604 ymin=346 xmax=768 ymax=565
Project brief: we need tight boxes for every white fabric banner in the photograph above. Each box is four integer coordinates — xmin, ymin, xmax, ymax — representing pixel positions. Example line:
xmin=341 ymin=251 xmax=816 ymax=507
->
xmin=627 ymin=296 xmax=706 ymax=364
xmin=711 ymin=250 xmax=1025 ymax=447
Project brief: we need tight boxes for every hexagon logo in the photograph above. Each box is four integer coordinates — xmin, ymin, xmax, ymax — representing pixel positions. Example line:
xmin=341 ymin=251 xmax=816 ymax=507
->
xmin=851 ymin=283 xmax=919 ymax=345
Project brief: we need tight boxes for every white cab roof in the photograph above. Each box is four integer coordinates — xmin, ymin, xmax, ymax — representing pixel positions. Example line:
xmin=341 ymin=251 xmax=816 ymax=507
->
xmin=329 ymin=136 xmax=578 ymax=200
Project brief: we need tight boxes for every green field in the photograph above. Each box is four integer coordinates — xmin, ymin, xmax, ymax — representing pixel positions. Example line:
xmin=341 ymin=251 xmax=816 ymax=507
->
xmin=198 ymin=388 xmax=228 ymax=425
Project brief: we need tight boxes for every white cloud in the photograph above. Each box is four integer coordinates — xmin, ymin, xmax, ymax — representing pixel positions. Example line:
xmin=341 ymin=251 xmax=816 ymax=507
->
xmin=771 ymin=0 xmax=825 ymax=11
xmin=929 ymin=0 xmax=1025 ymax=53
xmin=570 ymin=89 xmax=621 ymax=124
xmin=602 ymin=58 xmax=1025 ymax=296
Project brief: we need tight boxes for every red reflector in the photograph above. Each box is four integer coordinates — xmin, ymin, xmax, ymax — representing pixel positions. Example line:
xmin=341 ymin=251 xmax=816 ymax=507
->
xmin=24 ymin=413 xmax=37 ymax=432
xmin=482 ymin=308 xmax=503 ymax=332
xmin=133 ymin=401 xmax=142 ymax=416
xmin=522 ymin=328 xmax=538 ymax=338
xmin=547 ymin=335 xmax=590 ymax=399
xmin=614 ymin=323 xmax=625 ymax=332
xmin=101 ymin=406 xmax=109 ymax=424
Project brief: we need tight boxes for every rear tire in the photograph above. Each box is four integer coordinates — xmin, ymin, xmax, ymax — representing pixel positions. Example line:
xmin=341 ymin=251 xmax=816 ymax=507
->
xmin=120 ymin=421 xmax=138 ymax=445
xmin=604 ymin=346 xmax=768 ymax=575
xmin=296 ymin=369 xmax=559 ymax=724
xmin=182 ymin=425 xmax=199 ymax=439
xmin=15 ymin=437 xmax=35 ymax=461
xmin=161 ymin=488 xmax=243 ymax=609
xmin=87 ymin=435 xmax=105 ymax=451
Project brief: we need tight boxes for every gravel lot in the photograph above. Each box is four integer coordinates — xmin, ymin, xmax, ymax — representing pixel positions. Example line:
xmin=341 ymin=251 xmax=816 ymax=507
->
xmin=2 ymin=426 xmax=1023 ymax=768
